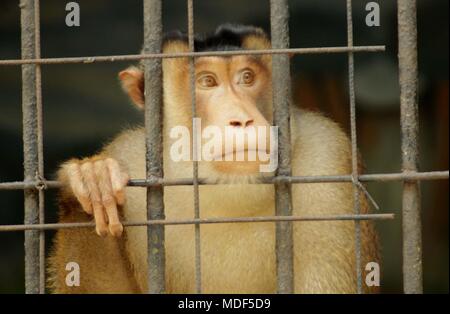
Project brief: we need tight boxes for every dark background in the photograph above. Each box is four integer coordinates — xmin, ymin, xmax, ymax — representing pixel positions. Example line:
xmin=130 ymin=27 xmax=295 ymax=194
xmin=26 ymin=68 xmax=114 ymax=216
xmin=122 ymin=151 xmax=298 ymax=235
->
xmin=0 ymin=0 xmax=448 ymax=293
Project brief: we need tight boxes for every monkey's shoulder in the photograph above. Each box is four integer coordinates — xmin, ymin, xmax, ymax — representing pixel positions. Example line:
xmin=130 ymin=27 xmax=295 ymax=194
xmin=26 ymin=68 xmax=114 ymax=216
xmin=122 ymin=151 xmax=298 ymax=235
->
xmin=290 ymin=108 xmax=352 ymax=175
xmin=104 ymin=127 xmax=145 ymax=151
xmin=102 ymin=127 xmax=146 ymax=175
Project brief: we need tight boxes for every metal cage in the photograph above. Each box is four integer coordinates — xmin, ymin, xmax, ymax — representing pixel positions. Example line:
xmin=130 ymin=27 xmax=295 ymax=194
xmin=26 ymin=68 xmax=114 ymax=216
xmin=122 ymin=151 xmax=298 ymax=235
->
xmin=0 ymin=0 xmax=448 ymax=294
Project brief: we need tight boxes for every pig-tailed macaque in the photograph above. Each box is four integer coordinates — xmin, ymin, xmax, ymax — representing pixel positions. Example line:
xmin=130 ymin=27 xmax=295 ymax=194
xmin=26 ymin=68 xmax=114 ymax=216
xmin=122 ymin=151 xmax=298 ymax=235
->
xmin=48 ymin=24 xmax=379 ymax=293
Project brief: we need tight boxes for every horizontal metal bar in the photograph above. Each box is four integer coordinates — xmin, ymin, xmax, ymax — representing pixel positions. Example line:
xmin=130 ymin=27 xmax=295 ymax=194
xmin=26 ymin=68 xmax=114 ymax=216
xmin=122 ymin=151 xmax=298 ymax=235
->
xmin=0 ymin=213 xmax=395 ymax=232
xmin=0 ymin=45 xmax=385 ymax=66
xmin=0 ymin=171 xmax=447 ymax=191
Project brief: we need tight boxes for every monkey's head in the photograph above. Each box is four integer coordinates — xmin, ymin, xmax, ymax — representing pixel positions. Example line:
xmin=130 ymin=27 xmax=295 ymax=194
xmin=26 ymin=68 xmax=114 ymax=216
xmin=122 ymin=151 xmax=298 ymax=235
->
xmin=119 ymin=24 xmax=277 ymax=179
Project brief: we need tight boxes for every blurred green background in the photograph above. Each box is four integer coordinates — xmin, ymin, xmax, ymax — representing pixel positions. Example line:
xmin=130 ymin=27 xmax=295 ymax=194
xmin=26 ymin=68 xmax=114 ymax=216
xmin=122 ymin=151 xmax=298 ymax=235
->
xmin=0 ymin=0 xmax=448 ymax=293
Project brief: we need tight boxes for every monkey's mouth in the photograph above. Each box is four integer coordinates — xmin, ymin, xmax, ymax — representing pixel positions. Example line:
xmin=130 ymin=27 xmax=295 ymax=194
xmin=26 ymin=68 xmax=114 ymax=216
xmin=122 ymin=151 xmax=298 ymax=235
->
xmin=214 ymin=149 xmax=271 ymax=162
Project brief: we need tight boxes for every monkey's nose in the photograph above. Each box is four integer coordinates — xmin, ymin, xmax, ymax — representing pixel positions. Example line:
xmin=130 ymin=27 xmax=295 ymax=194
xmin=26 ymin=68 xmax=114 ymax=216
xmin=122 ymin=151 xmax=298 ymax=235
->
xmin=229 ymin=119 xmax=254 ymax=128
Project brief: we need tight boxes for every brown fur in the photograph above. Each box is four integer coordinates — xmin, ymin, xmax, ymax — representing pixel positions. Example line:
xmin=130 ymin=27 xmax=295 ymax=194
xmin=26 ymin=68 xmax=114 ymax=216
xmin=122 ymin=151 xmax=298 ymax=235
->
xmin=47 ymin=28 xmax=379 ymax=293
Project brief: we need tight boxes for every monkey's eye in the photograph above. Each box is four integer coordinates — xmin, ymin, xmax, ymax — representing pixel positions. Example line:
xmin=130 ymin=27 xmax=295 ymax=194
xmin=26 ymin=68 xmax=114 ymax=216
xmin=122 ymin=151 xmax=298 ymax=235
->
xmin=197 ymin=74 xmax=218 ymax=88
xmin=238 ymin=70 xmax=255 ymax=86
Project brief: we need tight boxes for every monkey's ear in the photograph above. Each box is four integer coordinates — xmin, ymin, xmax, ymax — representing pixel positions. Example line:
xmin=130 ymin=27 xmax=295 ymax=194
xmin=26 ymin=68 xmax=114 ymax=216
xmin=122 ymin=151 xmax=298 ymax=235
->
xmin=118 ymin=66 xmax=145 ymax=109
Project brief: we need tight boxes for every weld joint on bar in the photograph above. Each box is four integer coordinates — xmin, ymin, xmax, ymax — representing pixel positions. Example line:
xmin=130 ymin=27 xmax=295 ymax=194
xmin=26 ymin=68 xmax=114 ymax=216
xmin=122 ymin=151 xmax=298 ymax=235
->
xmin=34 ymin=172 xmax=47 ymax=190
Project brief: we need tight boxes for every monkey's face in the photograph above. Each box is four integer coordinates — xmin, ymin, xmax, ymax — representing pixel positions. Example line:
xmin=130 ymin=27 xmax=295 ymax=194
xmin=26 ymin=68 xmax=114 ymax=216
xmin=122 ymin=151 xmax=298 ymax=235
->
xmin=119 ymin=26 xmax=278 ymax=178
xmin=194 ymin=56 xmax=275 ymax=176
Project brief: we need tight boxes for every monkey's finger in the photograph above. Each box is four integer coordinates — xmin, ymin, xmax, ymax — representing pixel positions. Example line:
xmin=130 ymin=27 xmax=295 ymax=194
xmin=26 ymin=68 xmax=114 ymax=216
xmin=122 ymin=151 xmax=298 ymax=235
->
xmin=65 ymin=163 xmax=93 ymax=215
xmin=95 ymin=161 xmax=123 ymax=237
xmin=81 ymin=162 xmax=108 ymax=237
xmin=106 ymin=158 xmax=128 ymax=206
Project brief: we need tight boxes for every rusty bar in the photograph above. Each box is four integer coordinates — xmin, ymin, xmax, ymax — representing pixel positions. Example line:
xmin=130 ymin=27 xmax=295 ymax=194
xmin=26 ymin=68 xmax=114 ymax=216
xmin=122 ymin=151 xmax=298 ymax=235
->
xmin=346 ymin=0 xmax=363 ymax=293
xmin=1 ymin=171 xmax=448 ymax=191
xmin=398 ymin=0 xmax=422 ymax=294
xmin=0 ymin=213 xmax=395 ymax=232
xmin=143 ymin=0 xmax=165 ymax=294
xmin=33 ymin=0 xmax=45 ymax=294
xmin=270 ymin=0 xmax=294 ymax=294
xmin=20 ymin=0 xmax=39 ymax=294
xmin=0 ymin=46 xmax=386 ymax=66
xmin=187 ymin=0 xmax=202 ymax=294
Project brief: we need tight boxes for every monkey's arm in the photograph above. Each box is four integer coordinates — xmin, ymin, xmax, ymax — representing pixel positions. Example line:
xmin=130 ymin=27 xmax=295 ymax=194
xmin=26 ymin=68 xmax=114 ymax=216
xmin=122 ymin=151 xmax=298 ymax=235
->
xmin=290 ymin=109 xmax=379 ymax=293
xmin=47 ymin=154 xmax=139 ymax=293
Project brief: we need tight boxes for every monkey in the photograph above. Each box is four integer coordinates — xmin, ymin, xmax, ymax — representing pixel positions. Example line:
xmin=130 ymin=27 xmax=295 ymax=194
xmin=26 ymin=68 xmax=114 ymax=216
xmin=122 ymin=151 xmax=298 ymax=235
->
xmin=47 ymin=24 xmax=380 ymax=294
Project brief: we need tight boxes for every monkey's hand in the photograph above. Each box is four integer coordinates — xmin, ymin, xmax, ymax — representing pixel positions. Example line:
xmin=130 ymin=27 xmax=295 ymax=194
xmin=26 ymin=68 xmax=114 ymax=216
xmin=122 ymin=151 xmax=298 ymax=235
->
xmin=59 ymin=157 xmax=130 ymax=237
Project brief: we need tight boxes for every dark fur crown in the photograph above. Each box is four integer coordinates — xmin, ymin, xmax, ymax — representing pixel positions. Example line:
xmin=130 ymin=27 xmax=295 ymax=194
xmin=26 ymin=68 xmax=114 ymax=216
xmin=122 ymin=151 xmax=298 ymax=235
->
xmin=164 ymin=24 xmax=268 ymax=52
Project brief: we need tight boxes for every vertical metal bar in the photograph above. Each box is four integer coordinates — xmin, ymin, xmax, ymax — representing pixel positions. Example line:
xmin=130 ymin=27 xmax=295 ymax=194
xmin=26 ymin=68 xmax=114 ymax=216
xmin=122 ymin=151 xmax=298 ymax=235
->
xmin=20 ymin=0 xmax=39 ymax=294
xmin=33 ymin=0 xmax=45 ymax=294
xmin=270 ymin=0 xmax=294 ymax=294
xmin=346 ymin=0 xmax=363 ymax=294
xmin=187 ymin=0 xmax=202 ymax=294
xmin=398 ymin=0 xmax=422 ymax=294
xmin=143 ymin=0 xmax=165 ymax=294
